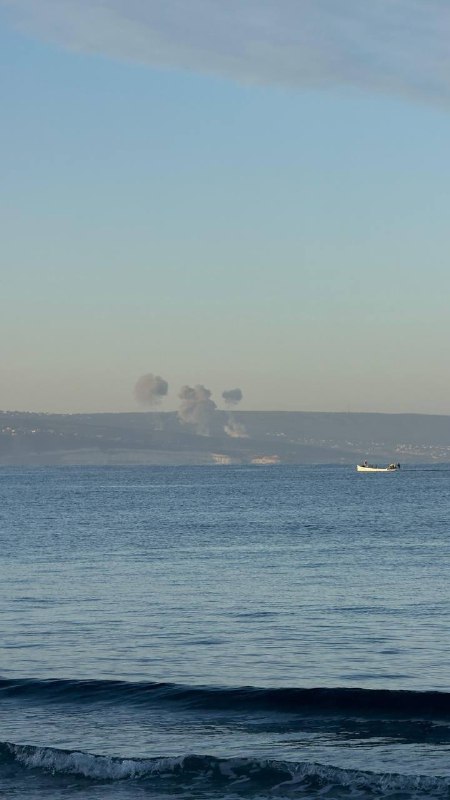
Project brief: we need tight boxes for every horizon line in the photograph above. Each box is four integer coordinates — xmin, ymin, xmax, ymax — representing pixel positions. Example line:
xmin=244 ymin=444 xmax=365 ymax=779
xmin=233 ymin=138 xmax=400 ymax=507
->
xmin=2 ymin=409 xmax=450 ymax=418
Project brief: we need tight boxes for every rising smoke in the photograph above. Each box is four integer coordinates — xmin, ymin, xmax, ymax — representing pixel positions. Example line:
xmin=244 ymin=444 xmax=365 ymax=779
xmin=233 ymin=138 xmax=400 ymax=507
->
xmin=222 ymin=387 xmax=248 ymax=439
xmin=134 ymin=377 xmax=247 ymax=438
xmin=224 ymin=418 xmax=249 ymax=438
xmin=178 ymin=385 xmax=217 ymax=436
xmin=134 ymin=374 xmax=169 ymax=407
xmin=222 ymin=388 xmax=243 ymax=406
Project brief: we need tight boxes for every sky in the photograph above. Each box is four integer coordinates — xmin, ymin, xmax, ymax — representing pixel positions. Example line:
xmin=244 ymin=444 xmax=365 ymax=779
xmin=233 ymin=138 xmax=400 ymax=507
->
xmin=2 ymin=0 xmax=450 ymax=414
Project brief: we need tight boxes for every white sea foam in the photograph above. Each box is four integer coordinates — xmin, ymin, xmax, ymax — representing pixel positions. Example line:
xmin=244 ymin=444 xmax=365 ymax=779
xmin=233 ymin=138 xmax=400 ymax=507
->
xmin=285 ymin=761 xmax=450 ymax=797
xmin=8 ymin=743 xmax=182 ymax=780
xmin=6 ymin=743 xmax=450 ymax=796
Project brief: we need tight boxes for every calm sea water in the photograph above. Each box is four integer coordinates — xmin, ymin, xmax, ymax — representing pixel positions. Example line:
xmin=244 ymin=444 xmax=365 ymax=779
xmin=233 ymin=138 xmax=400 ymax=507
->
xmin=1 ymin=464 xmax=450 ymax=798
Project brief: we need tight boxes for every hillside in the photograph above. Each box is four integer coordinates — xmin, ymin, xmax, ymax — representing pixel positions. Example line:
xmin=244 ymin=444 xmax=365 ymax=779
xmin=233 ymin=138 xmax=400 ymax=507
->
xmin=1 ymin=410 xmax=449 ymax=465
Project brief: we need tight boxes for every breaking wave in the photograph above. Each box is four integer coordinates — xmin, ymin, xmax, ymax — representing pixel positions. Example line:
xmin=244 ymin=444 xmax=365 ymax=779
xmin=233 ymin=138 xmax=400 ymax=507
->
xmin=2 ymin=742 xmax=450 ymax=797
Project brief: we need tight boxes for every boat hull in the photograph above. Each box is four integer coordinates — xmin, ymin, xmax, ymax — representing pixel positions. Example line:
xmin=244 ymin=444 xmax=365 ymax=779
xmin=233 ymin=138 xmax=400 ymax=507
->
xmin=356 ymin=464 xmax=398 ymax=472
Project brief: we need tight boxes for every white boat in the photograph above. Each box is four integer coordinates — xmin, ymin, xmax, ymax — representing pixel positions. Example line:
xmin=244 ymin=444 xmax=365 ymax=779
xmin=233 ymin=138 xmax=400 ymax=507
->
xmin=356 ymin=462 xmax=400 ymax=472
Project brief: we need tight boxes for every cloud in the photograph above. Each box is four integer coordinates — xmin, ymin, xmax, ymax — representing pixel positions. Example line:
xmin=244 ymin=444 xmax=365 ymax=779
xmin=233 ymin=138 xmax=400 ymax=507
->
xmin=4 ymin=0 xmax=450 ymax=103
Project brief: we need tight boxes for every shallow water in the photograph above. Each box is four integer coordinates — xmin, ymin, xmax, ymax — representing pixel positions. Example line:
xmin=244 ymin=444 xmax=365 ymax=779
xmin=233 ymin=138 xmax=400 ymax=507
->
xmin=1 ymin=464 xmax=450 ymax=798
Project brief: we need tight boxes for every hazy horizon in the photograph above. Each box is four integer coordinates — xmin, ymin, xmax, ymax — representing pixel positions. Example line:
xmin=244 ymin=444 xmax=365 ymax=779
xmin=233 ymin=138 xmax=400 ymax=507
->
xmin=3 ymin=405 xmax=450 ymax=419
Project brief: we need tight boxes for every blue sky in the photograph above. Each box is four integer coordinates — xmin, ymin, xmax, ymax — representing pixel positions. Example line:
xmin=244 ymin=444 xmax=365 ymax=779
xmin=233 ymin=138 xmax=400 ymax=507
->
xmin=2 ymin=1 xmax=450 ymax=413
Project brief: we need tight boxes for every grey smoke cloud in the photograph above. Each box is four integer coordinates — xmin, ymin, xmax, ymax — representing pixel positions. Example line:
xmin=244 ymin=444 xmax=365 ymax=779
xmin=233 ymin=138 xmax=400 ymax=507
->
xmin=222 ymin=387 xmax=248 ymax=438
xmin=134 ymin=373 xmax=168 ymax=407
xmin=4 ymin=1 xmax=450 ymax=105
xmin=222 ymin=388 xmax=243 ymax=407
xmin=224 ymin=418 xmax=249 ymax=439
xmin=178 ymin=384 xmax=217 ymax=436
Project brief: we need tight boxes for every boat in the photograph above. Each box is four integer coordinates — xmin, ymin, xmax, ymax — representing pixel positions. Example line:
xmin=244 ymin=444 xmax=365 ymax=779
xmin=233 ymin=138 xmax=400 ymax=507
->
xmin=356 ymin=462 xmax=400 ymax=472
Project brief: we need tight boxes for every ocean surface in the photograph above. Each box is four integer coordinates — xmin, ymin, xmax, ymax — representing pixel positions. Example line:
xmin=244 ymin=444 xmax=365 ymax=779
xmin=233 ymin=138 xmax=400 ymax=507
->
xmin=1 ymin=464 xmax=450 ymax=798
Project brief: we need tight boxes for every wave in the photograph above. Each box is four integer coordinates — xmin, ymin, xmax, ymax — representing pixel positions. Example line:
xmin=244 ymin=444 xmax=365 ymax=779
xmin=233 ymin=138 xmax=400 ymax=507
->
xmin=1 ymin=677 xmax=450 ymax=718
xmin=2 ymin=741 xmax=449 ymax=797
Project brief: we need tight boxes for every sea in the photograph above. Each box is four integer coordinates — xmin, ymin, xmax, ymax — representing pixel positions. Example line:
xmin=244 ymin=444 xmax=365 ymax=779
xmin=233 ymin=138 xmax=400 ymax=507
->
xmin=1 ymin=464 xmax=450 ymax=799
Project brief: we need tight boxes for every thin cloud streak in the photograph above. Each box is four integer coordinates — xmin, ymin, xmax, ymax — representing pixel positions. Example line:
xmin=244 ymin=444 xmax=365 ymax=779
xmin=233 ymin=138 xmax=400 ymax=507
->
xmin=3 ymin=0 xmax=450 ymax=104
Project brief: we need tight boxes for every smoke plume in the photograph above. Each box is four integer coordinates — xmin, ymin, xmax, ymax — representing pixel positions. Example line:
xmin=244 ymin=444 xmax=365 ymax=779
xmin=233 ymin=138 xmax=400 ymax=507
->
xmin=134 ymin=374 xmax=168 ymax=407
xmin=222 ymin=388 xmax=243 ymax=406
xmin=222 ymin=387 xmax=248 ymax=438
xmin=224 ymin=419 xmax=249 ymax=439
xmin=178 ymin=384 xmax=217 ymax=436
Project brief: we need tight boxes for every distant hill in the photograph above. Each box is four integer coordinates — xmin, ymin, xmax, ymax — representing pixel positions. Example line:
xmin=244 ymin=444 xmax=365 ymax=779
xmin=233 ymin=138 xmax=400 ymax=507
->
xmin=0 ymin=410 xmax=450 ymax=465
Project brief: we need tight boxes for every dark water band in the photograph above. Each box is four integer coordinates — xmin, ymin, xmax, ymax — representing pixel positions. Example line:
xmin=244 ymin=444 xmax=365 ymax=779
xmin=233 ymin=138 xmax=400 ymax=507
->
xmin=1 ymin=677 xmax=449 ymax=717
